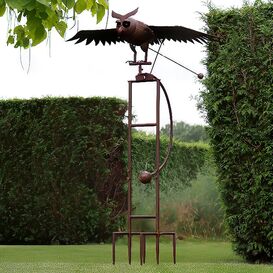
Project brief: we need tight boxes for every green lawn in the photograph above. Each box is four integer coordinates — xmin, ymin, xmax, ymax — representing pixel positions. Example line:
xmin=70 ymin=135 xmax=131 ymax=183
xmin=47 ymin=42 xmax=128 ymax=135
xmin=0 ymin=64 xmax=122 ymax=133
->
xmin=0 ymin=240 xmax=272 ymax=273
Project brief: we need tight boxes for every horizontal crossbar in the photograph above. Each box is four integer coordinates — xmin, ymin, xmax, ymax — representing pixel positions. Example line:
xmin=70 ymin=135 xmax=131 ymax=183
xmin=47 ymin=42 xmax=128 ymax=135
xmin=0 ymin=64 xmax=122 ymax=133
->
xmin=113 ymin=231 xmax=175 ymax=236
xmin=131 ymin=123 xmax=157 ymax=127
xmin=130 ymin=215 xmax=156 ymax=219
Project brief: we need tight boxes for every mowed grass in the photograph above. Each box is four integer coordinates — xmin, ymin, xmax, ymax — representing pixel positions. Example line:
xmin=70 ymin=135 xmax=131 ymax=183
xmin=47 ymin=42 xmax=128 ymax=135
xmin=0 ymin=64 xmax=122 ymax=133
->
xmin=0 ymin=240 xmax=272 ymax=273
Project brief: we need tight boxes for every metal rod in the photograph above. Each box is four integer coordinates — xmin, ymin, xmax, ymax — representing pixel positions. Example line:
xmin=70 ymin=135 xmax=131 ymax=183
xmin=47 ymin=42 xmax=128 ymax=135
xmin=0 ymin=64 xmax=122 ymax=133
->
xmin=156 ymin=234 xmax=160 ymax=264
xmin=156 ymin=79 xmax=160 ymax=234
xmin=155 ymin=79 xmax=161 ymax=265
xmin=140 ymin=234 xmax=143 ymax=265
xmin=150 ymin=40 xmax=165 ymax=74
xmin=130 ymin=215 xmax=156 ymax=219
xmin=128 ymin=81 xmax=133 ymax=265
xmin=173 ymin=234 xmax=176 ymax=264
xmin=128 ymin=234 xmax=132 ymax=265
xmin=112 ymin=233 xmax=115 ymax=264
xmin=143 ymin=235 xmax=146 ymax=264
xmin=149 ymin=79 xmax=173 ymax=176
xmin=131 ymin=123 xmax=157 ymax=127
xmin=149 ymin=47 xmax=203 ymax=78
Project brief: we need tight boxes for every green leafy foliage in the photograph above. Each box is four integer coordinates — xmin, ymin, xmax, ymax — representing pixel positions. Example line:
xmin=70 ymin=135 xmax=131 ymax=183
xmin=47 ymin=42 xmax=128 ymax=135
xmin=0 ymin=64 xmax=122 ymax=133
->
xmin=0 ymin=97 xmax=127 ymax=244
xmin=96 ymin=3 xmax=105 ymax=23
xmin=131 ymin=131 xmax=208 ymax=194
xmin=161 ymin=172 xmax=225 ymax=239
xmin=74 ymin=0 xmax=87 ymax=14
xmin=2 ymin=0 xmax=108 ymax=48
xmin=201 ymin=1 xmax=273 ymax=263
xmin=161 ymin=121 xmax=209 ymax=143
xmin=133 ymin=143 xmax=225 ymax=239
xmin=0 ymin=0 xmax=6 ymax=16
xmin=62 ymin=0 xmax=75 ymax=9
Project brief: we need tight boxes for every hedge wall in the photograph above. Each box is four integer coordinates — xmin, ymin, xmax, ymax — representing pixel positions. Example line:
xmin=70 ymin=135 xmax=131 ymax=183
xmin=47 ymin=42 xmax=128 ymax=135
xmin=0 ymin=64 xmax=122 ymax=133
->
xmin=0 ymin=97 xmax=210 ymax=245
xmin=0 ymin=97 xmax=127 ymax=244
xmin=131 ymin=132 xmax=208 ymax=193
xmin=202 ymin=1 xmax=273 ymax=262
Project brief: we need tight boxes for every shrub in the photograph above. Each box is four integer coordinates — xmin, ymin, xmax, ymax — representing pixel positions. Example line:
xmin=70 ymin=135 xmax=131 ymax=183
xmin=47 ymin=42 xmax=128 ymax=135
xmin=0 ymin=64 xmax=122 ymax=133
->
xmin=0 ymin=97 xmax=127 ymax=244
xmin=130 ymin=132 xmax=210 ymax=233
xmin=160 ymin=166 xmax=225 ymax=240
xmin=131 ymin=132 xmax=208 ymax=193
xmin=201 ymin=1 xmax=273 ymax=262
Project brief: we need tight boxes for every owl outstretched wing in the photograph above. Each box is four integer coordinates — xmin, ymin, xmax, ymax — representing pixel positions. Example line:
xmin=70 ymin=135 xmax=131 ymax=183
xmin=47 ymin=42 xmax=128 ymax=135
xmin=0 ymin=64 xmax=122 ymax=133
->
xmin=149 ymin=25 xmax=211 ymax=44
xmin=67 ymin=29 xmax=125 ymax=45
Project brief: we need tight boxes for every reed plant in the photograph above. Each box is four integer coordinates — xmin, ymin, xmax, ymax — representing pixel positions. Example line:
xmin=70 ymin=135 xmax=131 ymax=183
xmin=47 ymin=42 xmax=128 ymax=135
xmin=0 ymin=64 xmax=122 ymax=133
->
xmin=132 ymin=158 xmax=225 ymax=239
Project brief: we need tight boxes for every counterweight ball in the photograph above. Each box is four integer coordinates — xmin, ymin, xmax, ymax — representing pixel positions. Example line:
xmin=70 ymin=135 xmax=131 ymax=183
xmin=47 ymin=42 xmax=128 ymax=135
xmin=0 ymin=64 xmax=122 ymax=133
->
xmin=197 ymin=73 xmax=204 ymax=79
xmin=138 ymin=170 xmax=153 ymax=184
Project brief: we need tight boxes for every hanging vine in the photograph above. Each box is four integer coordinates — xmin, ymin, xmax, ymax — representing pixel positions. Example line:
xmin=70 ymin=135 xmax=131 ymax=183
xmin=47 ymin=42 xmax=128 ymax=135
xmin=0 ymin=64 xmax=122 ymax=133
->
xmin=0 ymin=0 xmax=108 ymax=48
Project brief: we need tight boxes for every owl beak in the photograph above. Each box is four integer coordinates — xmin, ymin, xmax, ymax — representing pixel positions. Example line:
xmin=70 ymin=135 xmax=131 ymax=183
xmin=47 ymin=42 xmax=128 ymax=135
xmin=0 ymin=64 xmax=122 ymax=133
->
xmin=117 ymin=27 xmax=123 ymax=34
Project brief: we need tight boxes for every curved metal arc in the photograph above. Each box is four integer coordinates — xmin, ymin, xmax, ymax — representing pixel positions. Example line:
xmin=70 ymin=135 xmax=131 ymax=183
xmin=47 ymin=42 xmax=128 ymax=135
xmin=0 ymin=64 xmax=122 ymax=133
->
xmin=150 ymin=75 xmax=173 ymax=177
xmin=136 ymin=73 xmax=173 ymax=184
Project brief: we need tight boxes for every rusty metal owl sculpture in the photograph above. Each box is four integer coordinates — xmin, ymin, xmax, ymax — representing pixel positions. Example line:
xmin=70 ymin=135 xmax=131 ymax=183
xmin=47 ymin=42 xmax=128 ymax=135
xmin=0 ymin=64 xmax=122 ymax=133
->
xmin=68 ymin=8 xmax=211 ymax=62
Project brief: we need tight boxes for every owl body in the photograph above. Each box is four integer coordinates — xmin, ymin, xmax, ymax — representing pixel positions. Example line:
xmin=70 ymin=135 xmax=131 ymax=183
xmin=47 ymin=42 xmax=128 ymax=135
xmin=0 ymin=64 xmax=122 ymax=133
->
xmin=116 ymin=18 xmax=155 ymax=47
xmin=67 ymin=8 xmax=212 ymax=62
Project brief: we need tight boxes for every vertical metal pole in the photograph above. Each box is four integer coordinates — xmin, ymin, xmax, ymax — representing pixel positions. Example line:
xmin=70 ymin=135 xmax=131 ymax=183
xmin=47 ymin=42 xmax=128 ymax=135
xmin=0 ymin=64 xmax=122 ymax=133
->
xmin=155 ymin=79 xmax=161 ymax=264
xmin=128 ymin=81 xmax=133 ymax=265
xmin=143 ymin=235 xmax=146 ymax=264
xmin=173 ymin=234 xmax=176 ymax=264
xmin=140 ymin=233 xmax=143 ymax=265
xmin=112 ymin=233 xmax=116 ymax=265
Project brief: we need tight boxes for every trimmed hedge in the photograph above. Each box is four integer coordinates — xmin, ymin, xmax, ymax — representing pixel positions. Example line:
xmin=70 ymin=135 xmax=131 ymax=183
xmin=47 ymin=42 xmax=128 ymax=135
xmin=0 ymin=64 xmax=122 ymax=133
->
xmin=130 ymin=132 xmax=210 ymax=236
xmin=131 ymin=132 xmax=208 ymax=193
xmin=202 ymin=1 xmax=273 ymax=262
xmin=0 ymin=97 xmax=211 ymax=244
xmin=0 ymin=97 xmax=127 ymax=244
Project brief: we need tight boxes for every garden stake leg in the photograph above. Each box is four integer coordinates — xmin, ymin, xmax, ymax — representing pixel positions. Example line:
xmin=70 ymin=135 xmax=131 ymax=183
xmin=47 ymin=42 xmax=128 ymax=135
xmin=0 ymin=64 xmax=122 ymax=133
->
xmin=173 ymin=233 xmax=176 ymax=264
xmin=143 ymin=235 xmax=146 ymax=264
xmin=112 ymin=233 xmax=116 ymax=265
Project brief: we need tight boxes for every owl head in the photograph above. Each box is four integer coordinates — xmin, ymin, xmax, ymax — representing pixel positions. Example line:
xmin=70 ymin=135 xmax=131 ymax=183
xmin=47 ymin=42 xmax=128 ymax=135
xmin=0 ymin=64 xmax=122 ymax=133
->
xmin=112 ymin=8 xmax=139 ymax=35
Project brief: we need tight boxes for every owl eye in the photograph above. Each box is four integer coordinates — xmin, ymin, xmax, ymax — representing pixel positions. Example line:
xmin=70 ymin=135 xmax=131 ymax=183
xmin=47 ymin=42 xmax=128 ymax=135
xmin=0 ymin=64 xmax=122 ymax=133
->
xmin=122 ymin=21 xmax=131 ymax=28
xmin=116 ymin=21 xmax=121 ymax=27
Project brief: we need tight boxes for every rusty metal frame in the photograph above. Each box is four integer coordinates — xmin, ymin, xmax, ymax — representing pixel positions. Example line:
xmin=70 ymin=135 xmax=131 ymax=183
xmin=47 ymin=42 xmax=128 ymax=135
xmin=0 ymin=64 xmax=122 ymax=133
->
xmin=112 ymin=62 xmax=176 ymax=265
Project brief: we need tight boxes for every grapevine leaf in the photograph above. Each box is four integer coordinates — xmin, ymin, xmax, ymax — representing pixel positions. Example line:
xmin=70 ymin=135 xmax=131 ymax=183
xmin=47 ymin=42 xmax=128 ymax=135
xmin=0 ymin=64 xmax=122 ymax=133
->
xmin=39 ymin=11 xmax=49 ymax=20
xmin=98 ymin=0 xmax=108 ymax=9
xmin=62 ymin=0 xmax=74 ymax=9
xmin=32 ymin=24 xmax=47 ymax=46
xmin=7 ymin=35 xmax=14 ymax=45
xmin=75 ymin=0 xmax=86 ymax=14
xmin=4 ymin=0 xmax=107 ymax=48
xmin=55 ymin=20 xmax=67 ymax=37
xmin=86 ymin=0 xmax=93 ymax=10
xmin=12 ymin=25 xmax=30 ymax=48
xmin=96 ymin=3 xmax=105 ymax=23
xmin=91 ymin=1 xmax=97 ymax=16
xmin=44 ymin=8 xmax=59 ymax=30
xmin=36 ymin=0 xmax=50 ymax=7
xmin=27 ymin=15 xmax=47 ymax=46
xmin=0 ymin=0 xmax=5 ymax=16
xmin=22 ymin=37 xmax=30 ymax=47
xmin=5 ymin=0 xmax=33 ymax=10
xmin=17 ymin=11 xmax=23 ymax=21
xmin=24 ymin=0 xmax=36 ymax=11
xmin=14 ymin=25 xmax=25 ymax=39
